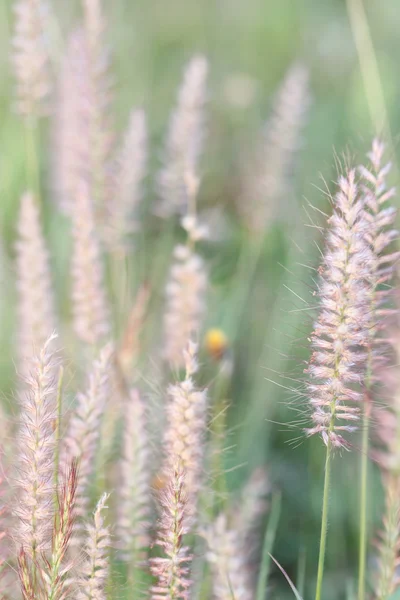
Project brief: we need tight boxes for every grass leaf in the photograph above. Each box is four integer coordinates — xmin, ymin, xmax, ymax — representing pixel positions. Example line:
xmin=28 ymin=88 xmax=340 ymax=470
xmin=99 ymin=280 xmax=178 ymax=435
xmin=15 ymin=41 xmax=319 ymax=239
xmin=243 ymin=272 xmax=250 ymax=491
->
xmin=256 ymin=491 xmax=282 ymax=600
xmin=269 ymin=553 xmax=304 ymax=600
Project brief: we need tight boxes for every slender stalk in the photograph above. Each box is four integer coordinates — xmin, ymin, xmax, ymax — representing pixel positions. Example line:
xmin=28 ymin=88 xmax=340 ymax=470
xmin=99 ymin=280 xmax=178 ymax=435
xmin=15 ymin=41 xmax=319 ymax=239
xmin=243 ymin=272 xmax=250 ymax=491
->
xmin=315 ymin=440 xmax=332 ymax=600
xmin=358 ymin=402 xmax=370 ymax=600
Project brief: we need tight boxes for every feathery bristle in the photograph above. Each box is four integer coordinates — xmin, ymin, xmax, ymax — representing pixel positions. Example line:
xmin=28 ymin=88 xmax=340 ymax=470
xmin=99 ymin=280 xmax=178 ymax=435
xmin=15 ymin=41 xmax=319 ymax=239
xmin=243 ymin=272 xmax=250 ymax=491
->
xmin=156 ymin=55 xmax=208 ymax=218
xmin=105 ymin=109 xmax=147 ymax=252
xmin=305 ymin=170 xmax=374 ymax=448
xmin=71 ymin=183 xmax=111 ymax=346
xmin=150 ymin=465 xmax=192 ymax=599
xmin=15 ymin=333 xmax=59 ymax=558
xmin=163 ymin=245 xmax=207 ymax=368
xmin=77 ymin=493 xmax=110 ymax=600
xmin=238 ymin=63 xmax=310 ymax=233
xmin=16 ymin=192 xmax=56 ymax=379
xmin=117 ymin=389 xmax=152 ymax=560
xmin=12 ymin=0 xmax=52 ymax=116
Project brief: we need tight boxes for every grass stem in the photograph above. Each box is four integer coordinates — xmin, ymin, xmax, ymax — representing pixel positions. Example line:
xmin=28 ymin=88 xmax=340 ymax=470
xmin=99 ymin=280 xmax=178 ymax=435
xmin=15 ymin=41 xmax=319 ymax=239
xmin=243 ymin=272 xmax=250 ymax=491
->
xmin=358 ymin=402 xmax=370 ymax=600
xmin=315 ymin=440 xmax=332 ymax=600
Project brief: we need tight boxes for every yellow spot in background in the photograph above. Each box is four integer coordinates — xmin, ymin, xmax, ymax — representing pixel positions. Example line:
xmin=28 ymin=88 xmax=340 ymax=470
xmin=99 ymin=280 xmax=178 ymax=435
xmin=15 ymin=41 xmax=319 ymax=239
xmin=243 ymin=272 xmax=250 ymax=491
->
xmin=204 ymin=328 xmax=228 ymax=361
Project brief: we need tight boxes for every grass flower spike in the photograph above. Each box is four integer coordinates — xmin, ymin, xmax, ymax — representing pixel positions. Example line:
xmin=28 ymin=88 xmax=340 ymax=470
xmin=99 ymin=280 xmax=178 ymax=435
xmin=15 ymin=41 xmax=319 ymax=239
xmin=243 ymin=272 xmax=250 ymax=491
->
xmin=306 ymin=170 xmax=373 ymax=449
xmin=157 ymin=55 xmax=208 ymax=217
xmin=71 ymin=183 xmax=110 ymax=346
xmin=16 ymin=192 xmax=56 ymax=379
xmin=78 ymin=492 xmax=110 ymax=600
xmin=164 ymin=246 xmax=207 ymax=368
xmin=106 ymin=109 xmax=148 ymax=252
xmin=162 ymin=341 xmax=208 ymax=520
xmin=61 ymin=345 xmax=112 ymax=531
xmin=15 ymin=333 xmax=59 ymax=559
xmin=117 ymin=389 xmax=152 ymax=561
xmin=12 ymin=0 xmax=52 ymax=116
xmin=150 ymin=465 xmax=192 ymax=600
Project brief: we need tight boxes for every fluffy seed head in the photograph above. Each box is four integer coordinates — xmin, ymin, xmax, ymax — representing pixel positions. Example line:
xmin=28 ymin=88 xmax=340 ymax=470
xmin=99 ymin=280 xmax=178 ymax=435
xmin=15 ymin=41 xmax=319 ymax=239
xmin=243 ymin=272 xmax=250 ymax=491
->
xmin=162 ymin=341 xmax=208 ymax=521
xmin=163 ymin=245 xmax=207 ymax=367
xmin=238 ymin=62 xmax=310 ymax=233
xmin=61 ymin=345 xmax=112 ymax=532
xmin=150 ymin=465 xmax=192 ymax=599
xmin=71 ymin=182 xmax=111 ymax=346
xmin=117 ymin=389 xmax=152 ymax=560
xmin=105 ymin=109 xmax=147 ymax=252
xmin=305 ymin=170 xmax=374 ymax=448
xmin=156 ymin=55 xmax=208 ymax=218
xmin=77 ymin=492 xmax=110 ymax=600
xmin=15 ymin=334 xmax=59 ymax=558
xmin=12 ymin=0 xmax=52 ymax=116
xmin=204 ymin=512 xmax=254 ymax=600
xmin=16 ymin=192 xmax=56 ymax=380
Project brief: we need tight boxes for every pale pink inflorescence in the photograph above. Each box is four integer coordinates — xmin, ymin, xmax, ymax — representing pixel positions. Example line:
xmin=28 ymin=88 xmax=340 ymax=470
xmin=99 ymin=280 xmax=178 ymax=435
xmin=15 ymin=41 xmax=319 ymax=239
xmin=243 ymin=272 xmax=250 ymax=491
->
xmin=15 ymin=334 xmax=59 ymax=558
xmin=204 ymin=513 xmax=254 ymax=600
xmin=150 ymin=466 xmax=192 ymax=600
xmin=359 ymin=139 xmax=398 ymax=329
xmin=156 ymin=55 xmax=208 ymax=218
xmin=117 ymin=389 xmax=152 ymax=560
xmin=204 ymin=469 xmax=270 ymax=599
xmin=238 ymin=62 xmax=310 ymax=233
xmin=53 ymin=0 xmax=113 ymax=218
xmin=16 ymin=192 xmax=56 ymax=379
xmin=53 ymin=28 xmax=90 ymax=215
xmin=162 ymin=341 xmax=208 ymax=520
xmin=163 ymin=246 xmax=207 ymax=368
xmin=71 ymin=183 xmax=111 ymax=346
xmin=306 ymin=170 xmax=374 ymax=449
xmin=77 ymin=493 xmax=110 ymax=600
xmin=82 ymin=0 xmax=114 ymax=216
xmin=61 ymin=345 xmax=112 ymax=534
xmin=105 ymin=109 xmax=148 ymax=252
xmin=12 ymin=0 xmax=52 ymax=116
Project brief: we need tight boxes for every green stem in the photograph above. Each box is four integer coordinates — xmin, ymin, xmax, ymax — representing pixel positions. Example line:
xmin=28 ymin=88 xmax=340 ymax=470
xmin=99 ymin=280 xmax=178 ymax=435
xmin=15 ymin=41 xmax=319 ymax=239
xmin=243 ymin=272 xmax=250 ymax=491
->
xmin=358 ymin=405 xmax=370 ymax=600
xmin=315 ymin=440 xmax=332 ymax=600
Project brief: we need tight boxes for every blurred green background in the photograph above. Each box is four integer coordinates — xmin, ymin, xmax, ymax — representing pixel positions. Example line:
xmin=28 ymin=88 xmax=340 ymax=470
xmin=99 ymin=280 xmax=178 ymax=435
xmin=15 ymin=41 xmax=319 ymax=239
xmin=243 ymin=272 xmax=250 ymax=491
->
xmin=1 ymin=0 xmax=400 ymax=598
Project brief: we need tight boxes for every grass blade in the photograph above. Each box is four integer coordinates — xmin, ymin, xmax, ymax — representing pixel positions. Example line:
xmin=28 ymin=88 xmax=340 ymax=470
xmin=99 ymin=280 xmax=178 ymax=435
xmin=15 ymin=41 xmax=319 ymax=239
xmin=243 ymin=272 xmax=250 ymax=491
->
xmin=256 ymin=491 xmax=282 ymax=600
xmin=269 ymin=553 xmax=304 ymax=600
